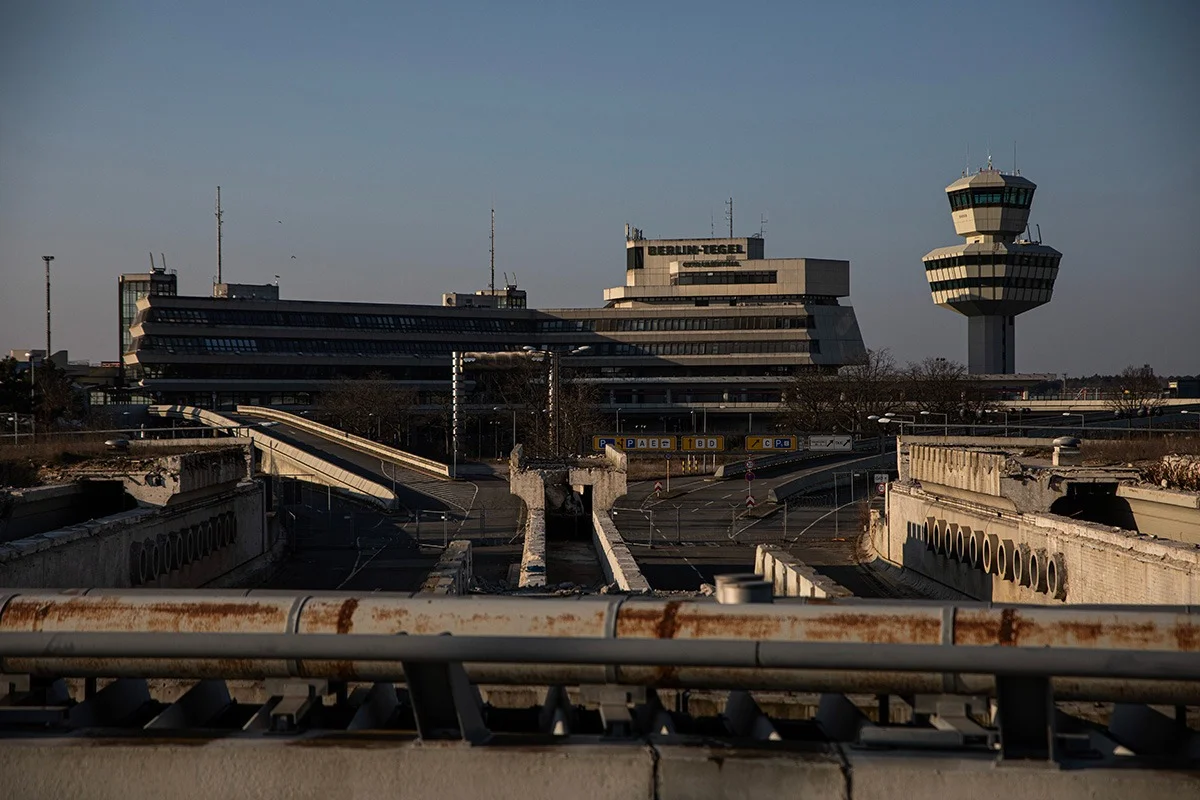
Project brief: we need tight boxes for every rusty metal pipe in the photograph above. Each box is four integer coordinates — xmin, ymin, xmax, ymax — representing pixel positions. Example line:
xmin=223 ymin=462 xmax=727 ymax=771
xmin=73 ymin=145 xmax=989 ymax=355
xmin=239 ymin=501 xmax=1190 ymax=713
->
xmin=3 ymin=632 xmax=1200 ymax=682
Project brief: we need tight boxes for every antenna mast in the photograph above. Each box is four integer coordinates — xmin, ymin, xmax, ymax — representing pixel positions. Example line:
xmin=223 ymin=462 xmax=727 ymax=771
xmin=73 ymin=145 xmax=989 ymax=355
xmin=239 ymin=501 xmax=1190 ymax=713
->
xmin=490 ymin=207 xmax=496 ymax=297
xmin=759 ymin=213 xmax=768 ymax=239
xmin=724 ymin=197 xmax=734 ymax=237
xmin=215 ymin=186 xmax=223 ymax=284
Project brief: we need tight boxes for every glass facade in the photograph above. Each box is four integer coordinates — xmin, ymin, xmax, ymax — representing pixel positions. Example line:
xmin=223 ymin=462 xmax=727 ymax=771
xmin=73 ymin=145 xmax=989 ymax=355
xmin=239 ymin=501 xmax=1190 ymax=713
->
xmin=539 ymin=315 xmax=812 ymax=333
xmin=120 ymin=275 xmax=177 ymax=354
xmin=924 ymin=253 xmax=1061 ymax=271
xmin=671 ymin=271 xmax=777 ymax=286
xmin=142 ymin=306 xmax=537 ymax=334
xmin=928 ymin=276 xmax=1055 ymax=293
xmin=947 ymin=185 xmax=1035 ymax=211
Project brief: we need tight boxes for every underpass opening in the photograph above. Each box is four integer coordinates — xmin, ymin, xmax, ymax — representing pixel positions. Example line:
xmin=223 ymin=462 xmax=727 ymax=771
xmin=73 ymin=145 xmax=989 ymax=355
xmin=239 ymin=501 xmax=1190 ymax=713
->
xmin=544 ymin=482 xmax=604 ymax=588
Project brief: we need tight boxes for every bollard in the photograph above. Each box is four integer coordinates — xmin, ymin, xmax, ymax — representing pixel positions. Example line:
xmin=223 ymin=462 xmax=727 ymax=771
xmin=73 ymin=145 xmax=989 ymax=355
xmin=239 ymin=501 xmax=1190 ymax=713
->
xmin=715 ymin=573 xmax=774 ymax=604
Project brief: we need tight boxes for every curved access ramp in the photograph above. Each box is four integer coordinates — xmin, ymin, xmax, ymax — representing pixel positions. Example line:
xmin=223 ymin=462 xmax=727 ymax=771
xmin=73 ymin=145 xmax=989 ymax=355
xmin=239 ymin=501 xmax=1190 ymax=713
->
xmin=149 ymin=405 xmax=399 ymax=513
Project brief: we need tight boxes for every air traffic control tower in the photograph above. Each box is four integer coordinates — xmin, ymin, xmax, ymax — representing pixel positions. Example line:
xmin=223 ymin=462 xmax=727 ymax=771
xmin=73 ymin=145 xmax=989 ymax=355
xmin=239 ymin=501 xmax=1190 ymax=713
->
xmin=922 ymin=162 xmax=1062 ymax=374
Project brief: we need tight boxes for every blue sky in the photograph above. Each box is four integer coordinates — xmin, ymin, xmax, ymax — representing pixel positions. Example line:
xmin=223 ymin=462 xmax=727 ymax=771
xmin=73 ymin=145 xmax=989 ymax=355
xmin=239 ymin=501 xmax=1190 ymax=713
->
xmin=2 ymin=0 xmax=1197 ymax=375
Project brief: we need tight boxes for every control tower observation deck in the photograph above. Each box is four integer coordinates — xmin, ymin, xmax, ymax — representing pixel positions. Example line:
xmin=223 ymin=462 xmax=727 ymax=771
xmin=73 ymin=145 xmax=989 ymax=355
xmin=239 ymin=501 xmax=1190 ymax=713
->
xmin=922 ymin=164 xmax=1062 ymax=374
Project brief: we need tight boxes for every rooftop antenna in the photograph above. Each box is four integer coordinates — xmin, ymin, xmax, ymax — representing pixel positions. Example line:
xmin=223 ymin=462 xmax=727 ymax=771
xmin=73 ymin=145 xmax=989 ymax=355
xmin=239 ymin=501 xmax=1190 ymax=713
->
xmin=710 ymin=212 xmax=714 ymax=237
xmin=490 ymin=207 xmax=496 ymax=297
xmin=1036 ymin=223 xmax=1042 ymax=244
xmin=1013 ymin=140 xmax=1018 ymax=175
xmin=724 ymin=197 xmax=734 ymax=237
xmin=160 ymin=253 xmax=166 ymax=272
xmin=215 ymin=186 xmax=224 ymax=284
xmin=964 ymin=143 xmax=969 ymax=177
xmin=149 ymin=251 xmax=156 ymax=271
xmin=758 ymin=213 xmax=768 ymax=239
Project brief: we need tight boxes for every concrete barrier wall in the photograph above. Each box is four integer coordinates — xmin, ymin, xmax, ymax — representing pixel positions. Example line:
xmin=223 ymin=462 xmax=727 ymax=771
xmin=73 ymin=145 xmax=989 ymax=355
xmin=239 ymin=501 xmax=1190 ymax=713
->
xmin=879 ymin=483 xmax=1200 ymax=605
xmin=0 ymin=484 xmax=129 ymax=543
xmin=420 ymin=540 xmax=473 ymax=595
xmin=592 ymin=511 xmax=650 ymax=593
xmin=519 ymin=510 xmax=546 ymax=589
xmin=767 ymin=453 xmax=895 ymax=504
xmin=0 ymin=483 xmax=269 ymax=589
xmin=235 ymin=405 xmax=452 ymax=478
xmin=755 ymin=546 xmax=851 ymax=599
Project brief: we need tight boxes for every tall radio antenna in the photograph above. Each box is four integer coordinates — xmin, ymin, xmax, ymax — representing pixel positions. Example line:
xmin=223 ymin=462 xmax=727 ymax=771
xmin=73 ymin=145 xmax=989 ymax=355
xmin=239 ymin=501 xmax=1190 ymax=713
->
xmin=215 ymin=186 xmax=224 ymax=284
xmin=490 ymin=207 xmax=496 ymax=297
xmin=724 ymin=197 xmax=734 ymax=237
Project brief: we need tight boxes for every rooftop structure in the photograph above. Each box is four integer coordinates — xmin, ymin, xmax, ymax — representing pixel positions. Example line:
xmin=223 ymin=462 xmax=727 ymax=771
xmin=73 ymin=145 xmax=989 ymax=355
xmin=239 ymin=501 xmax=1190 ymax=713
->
xmin=922 ymin=163 xmax=1062 ymax=374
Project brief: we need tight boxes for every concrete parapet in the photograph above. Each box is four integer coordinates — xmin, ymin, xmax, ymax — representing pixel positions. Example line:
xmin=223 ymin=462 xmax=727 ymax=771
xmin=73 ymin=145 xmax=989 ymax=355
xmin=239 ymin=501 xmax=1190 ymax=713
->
xmin=767 ymin=453 xmax=894 ymax=504
xmin=420 ymin=540 xmax=473 ymax=595
xmin=593 ymin=511 xmax=650 ymax=593
xmin=880 ymin=482 xmax=1200 ymax=605
xmin=0 ymin=482 xmax=268 ymax=589
xmin=519 ymin=510 xmax=546 ymax=588
xmin=233 ymin=405 xmax=453 ymax=478
xmin=755 ymin=545 xmax=852 ymax=599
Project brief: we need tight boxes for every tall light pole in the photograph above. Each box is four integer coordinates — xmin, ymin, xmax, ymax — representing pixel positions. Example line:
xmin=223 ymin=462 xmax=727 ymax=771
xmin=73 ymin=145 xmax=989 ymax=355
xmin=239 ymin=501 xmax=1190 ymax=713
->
xmin=42 ymin=256 xmax=54 ymax=358
xmin=1062 ymin=412 xmax=1086 ymax=431
xmin=616 ymin=407 xmax=622 ymax=435
xmin=25 ymin=352 xmax=36 ymax=442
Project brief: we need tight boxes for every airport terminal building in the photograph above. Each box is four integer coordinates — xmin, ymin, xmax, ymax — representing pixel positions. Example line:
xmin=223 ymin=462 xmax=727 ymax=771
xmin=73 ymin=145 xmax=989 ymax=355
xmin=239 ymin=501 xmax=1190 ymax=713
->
xmin=122 ymin=230 xmax=868 ymax=426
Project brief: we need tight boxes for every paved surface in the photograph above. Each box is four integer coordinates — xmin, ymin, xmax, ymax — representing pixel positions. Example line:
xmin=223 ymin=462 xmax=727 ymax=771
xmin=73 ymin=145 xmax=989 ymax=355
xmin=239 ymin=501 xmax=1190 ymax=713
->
xmin=612 ymin=453 xmax=924 ymax=597
xmin=264 ymin=487 xmax=436 ymax=591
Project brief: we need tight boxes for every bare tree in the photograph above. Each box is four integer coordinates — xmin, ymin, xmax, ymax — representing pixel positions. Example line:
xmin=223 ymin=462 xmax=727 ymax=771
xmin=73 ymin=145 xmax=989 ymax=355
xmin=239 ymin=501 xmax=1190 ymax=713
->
xmin=1107 ymin=365 xmax=1165 ymax=418
xmin=904 ymin=357 xmax=988 ymax=427
xmin=319 ymin=372 xmax=417 ymax=443
xmin=778 ymin=349 xmax=900 ymax=433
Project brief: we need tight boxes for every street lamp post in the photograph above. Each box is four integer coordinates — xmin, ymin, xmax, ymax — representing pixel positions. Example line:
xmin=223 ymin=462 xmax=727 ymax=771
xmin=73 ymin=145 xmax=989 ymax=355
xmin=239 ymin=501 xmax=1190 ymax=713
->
xmin=985 ymin=409 xmax=1009 ymax=436
xmin=919 ymin=410 xmax=948 ymax=436
xmin=25 ymin=352 xmax=36 ymax=442
xmin=1062 ymin=412 xmax=1086 ymax=431
xmin=616 ymin=407 xmax=622 ymax=435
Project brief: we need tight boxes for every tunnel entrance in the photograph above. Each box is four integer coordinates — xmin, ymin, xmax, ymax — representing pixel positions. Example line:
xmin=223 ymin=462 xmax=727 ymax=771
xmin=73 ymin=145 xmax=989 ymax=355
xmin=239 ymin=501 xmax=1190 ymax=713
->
xmin=1049 ymin=483 xmax=1135 ymax=529
xmin=543 ymin=483 xmax=604 ymax=588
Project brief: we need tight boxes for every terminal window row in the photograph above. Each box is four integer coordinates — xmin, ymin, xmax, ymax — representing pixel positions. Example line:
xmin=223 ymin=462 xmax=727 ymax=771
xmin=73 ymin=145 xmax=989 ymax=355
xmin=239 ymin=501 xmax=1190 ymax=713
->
xmin=928 ymin=276 xmax=1055 ymax=293
xmin=538 ymin=316 xmax=813 ymax=333
xmin=629 ymin=294 xmax=839 ymax=307
xmin=143 ymin=307 xmax=538 ymax=334
xmin=137 ymin=336 xmax=536 ymax=357
xmin=923 ymin=253 xmax=1060 ymax=271
xmin=596 ymin=340 xmax=817 ymax=356
xmin=671 ymin=271 xmax=778 ymax=286
xmin=947 ymin=186 xmax=1035 ymax=210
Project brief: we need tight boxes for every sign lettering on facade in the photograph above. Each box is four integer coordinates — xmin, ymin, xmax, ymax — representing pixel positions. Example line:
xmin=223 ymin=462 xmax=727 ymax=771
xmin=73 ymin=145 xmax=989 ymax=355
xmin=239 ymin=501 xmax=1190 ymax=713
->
xmin=646 ymin=244 xmax=746 ymax=257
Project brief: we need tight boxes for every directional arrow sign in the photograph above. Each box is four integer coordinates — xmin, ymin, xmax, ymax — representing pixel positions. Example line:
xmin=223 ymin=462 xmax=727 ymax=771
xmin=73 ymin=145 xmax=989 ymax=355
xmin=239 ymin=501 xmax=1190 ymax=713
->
xmin=746 ymin=495 xmax=756 ymax=508
xmin=654 ymin=481 xmax=663 ymax=496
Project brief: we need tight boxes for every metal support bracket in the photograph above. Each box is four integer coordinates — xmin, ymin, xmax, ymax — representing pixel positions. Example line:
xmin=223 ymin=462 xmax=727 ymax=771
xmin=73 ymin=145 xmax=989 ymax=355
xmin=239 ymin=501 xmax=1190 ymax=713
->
xmin=724 ymin=690 xmax=781 ymax=741
xmin=580 ymin=685 xmax=645 ymax=738
xmin=996 ymin=675 xmax=1056 ymax=761
xmin=402 ymin=660 xmax=490 ymax=743
xmin=245 ymin=678 xmax=330 ymax=733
